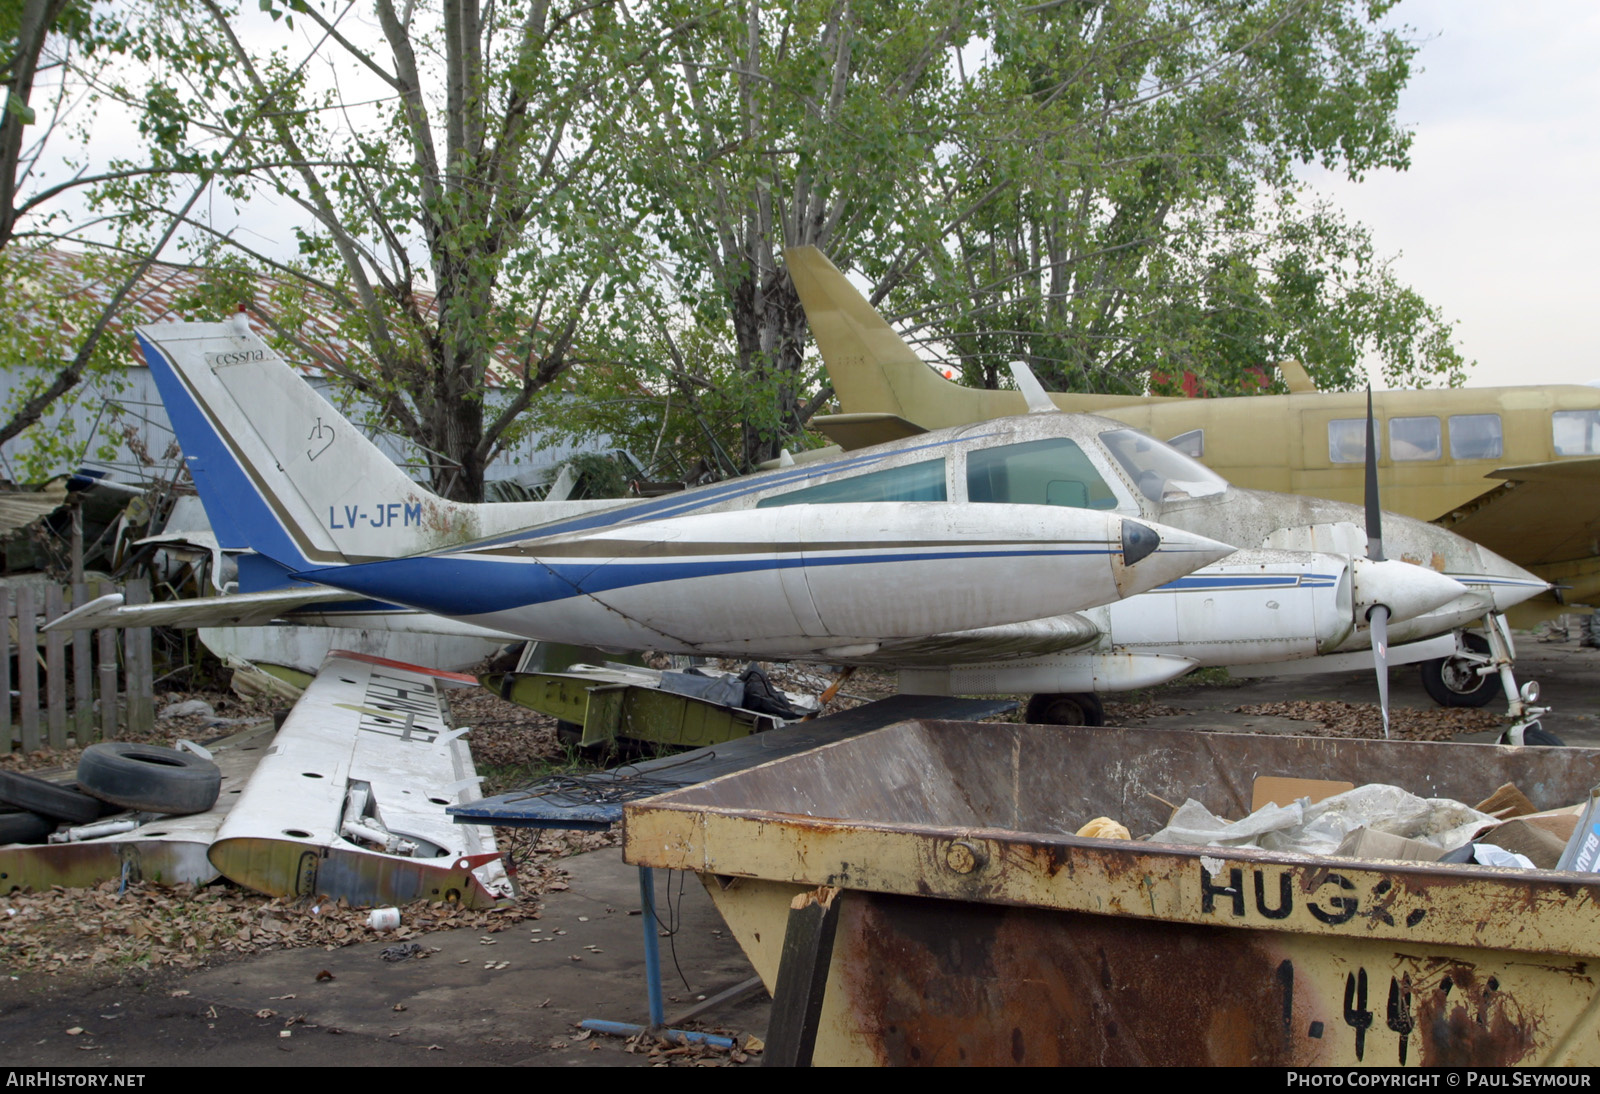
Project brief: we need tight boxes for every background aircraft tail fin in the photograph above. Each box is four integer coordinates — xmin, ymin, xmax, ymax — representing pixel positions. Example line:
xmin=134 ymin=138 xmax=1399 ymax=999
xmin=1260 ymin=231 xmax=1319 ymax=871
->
xmin=785 ymin=246 xmax=1025 ymax=428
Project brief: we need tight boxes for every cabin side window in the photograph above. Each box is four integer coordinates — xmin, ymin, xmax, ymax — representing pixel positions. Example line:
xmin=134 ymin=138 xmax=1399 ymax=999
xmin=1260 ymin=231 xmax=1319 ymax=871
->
xmin=1448 ymin=414 xmax=1503 ymax=459
xmin=966 ymin=438 xmax=1120 ymax=509
xmin=1327 ymin=419 xmax=1373 ymax=464
xmin=1553 ymin=410 xmax=1600 ymax=456
xmin=1388 ymin=416 xmax=1441 ymax=461
xmin=755 ymin=458 xmax=947 ymax=507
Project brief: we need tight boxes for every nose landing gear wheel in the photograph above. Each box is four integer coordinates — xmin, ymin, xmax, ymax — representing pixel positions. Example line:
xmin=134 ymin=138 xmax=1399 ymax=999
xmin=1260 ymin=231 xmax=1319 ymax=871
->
xmin=1024 ymin=692 xmax=1106 ymax=727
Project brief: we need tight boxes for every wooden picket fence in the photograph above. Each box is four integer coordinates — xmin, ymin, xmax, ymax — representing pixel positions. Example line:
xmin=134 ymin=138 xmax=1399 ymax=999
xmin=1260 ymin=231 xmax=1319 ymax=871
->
xmin=0 ymin=577 xmax=154 ymax=753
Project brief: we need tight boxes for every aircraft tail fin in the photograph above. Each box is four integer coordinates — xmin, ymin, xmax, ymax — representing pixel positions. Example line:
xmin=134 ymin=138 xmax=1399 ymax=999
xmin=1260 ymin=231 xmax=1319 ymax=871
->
xmin=138 ymin=322 xmax=602 ymax=582
xmin=785 ymin=246 xmax=1024 ymax=428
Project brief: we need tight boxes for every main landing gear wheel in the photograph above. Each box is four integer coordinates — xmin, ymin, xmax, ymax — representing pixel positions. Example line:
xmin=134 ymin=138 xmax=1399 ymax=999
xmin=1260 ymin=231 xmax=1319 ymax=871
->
xmin=76 ymin=743 xmax=222 ymax=815
xmin=1419 ymin=633 xmax=1498 ymax=708
xmin=1025 ymin=692 xmax=1106 ymax=727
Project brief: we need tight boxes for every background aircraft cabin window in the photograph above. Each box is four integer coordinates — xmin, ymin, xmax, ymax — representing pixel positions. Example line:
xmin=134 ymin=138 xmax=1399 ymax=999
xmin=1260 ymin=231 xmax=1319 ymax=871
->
xmin=1099 ymin=428 xmax=1228 ymax=502
xmin=966 ymin=438 xmax=1119 ymax=509
xmin=756 ymin=458 xmax=947 ymax=507
xmin=1167 ymin=429 xmax=1204 ymax=458
xmin=1328 ymin=419 xmax=1374 ymax=463
xmin=1448 ymin=414 xmax=1503 ymax=459
xmin=1388 ymin=416 xmax=1441 ymax=461
xmin=1553 ymin=410 xmax=1600 ymax=456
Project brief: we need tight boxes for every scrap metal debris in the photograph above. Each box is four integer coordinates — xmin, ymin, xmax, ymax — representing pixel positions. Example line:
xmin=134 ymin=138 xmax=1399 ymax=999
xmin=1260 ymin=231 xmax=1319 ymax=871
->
xmin=379 ymin=942 xmax=427 ymax=962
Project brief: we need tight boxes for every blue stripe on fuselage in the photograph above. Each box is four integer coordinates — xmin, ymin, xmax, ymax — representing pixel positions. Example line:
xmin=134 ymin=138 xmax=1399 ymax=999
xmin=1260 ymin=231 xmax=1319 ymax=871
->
xmin=295 ymin=544 xmax=1116 ymax=618
xmin=1153 ymin=573 xmax=1340 ymax=593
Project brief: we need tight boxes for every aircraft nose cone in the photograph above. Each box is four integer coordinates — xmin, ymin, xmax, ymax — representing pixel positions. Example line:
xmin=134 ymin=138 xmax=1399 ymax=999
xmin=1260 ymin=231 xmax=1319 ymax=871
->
xmin=1112 ymin=520 xmax=1236 ymax=599
xmin=1121 ymin=520 xmax=1160 ymax=566
xmin=1351 ymin=558 xmax=1469 ymax=624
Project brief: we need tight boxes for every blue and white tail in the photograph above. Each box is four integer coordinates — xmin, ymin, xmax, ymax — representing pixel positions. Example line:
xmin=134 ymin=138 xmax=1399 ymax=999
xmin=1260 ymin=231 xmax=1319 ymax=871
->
xmin=138 ymin=320 xmax=624 ymax=586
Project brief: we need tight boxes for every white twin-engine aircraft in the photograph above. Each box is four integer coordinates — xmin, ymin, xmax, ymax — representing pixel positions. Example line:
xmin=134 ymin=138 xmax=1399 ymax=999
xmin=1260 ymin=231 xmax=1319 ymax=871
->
xmin=99 ymin=307 xmax=1544 ymax=727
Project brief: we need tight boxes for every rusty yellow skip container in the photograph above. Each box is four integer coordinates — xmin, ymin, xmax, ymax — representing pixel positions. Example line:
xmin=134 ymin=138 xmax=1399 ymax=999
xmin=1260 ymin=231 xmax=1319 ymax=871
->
xmin=623 ymin=721 xmax=1600 ymax=1066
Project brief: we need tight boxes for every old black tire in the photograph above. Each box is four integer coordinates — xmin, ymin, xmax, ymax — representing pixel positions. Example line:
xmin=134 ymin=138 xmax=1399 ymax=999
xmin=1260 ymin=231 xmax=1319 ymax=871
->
xmin=0 ymin=808 xmax=55 ymax=844
xmin=0 ymin=770 xmax=104 ymax=823
xmin=76 ymin=743 xmax=221 ymax=815
xmin=1522 ymin=724 xmax=1565 ymax=747
xmin=1025 ymin=692 xmax=1106 ymax=727
xmin=1419 ymin=633 xmax=1498 ymax=708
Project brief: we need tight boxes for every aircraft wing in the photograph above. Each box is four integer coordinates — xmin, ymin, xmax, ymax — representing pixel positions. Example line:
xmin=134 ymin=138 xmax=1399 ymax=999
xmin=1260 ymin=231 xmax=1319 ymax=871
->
xmin=1435 ymin=457 xmax=1600 ymax=567
xmin=850 ymin=614 xmax=1101 ymax=666
xmin=44 ymin=587 xmax=356 ymax=633
xmin=207 ymin=650 xmax=510 ymax=907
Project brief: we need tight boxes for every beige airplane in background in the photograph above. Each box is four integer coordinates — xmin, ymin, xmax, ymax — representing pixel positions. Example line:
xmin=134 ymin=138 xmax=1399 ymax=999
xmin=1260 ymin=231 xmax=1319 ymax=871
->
xmin=787 ymin=245 xmax=1600 ymax=708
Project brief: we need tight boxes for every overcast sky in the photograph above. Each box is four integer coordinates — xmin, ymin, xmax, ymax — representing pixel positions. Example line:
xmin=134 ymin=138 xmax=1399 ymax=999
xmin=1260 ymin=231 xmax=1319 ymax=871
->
xmin=1304 ymin=0 xmax=1600 ymax=389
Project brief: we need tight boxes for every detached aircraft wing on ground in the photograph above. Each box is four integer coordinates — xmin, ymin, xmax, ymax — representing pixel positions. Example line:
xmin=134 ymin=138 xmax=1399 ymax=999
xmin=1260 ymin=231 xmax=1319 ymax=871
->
xmin=206 ymin=650 xmax=510 ymax=908
xmin=0 ymin=652 xmax=510 ymax=908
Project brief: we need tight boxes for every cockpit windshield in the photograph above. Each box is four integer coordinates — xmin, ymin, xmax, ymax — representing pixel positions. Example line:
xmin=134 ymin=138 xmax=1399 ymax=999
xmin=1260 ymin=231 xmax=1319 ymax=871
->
xmin=1098 ymin=428 xmax=1228 ymax=504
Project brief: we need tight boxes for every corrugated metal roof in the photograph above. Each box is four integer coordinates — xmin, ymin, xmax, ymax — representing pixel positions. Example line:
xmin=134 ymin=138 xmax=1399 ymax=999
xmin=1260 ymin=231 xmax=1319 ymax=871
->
xmin=20 ymin=248 xmax=529 ymax=385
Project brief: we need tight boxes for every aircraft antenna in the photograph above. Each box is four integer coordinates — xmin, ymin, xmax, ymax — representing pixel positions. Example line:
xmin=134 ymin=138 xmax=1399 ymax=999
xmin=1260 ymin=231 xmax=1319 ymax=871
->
xmin=1008 ymin=362 xmax=1057 ymax=414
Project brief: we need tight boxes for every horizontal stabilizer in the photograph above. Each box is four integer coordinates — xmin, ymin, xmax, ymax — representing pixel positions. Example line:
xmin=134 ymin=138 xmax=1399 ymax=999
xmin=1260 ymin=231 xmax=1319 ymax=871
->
xmin=43 ymin=587 xmax=355 ymax=633
xmin=810 ymin=412 xmax=928 ymax=450
xmin=1437 ymin=457 xmax=1600 ymax=568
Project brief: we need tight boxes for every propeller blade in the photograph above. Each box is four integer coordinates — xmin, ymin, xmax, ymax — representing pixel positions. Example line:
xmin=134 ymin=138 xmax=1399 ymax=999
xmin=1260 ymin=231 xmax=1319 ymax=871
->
xmin=1364 ymin=385 xmax=1384 ymax=563
xmin=1372 ymin=603 xmax=1391 ymax=739
xmin=1364 ymin=385 xmax=1389 ymax=737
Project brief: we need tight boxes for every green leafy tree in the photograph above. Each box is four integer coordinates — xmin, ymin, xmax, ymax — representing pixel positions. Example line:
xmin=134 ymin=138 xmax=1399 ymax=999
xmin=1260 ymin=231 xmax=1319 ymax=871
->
xmin=904 ymin=0 xmax=1465 ymax=395
xmin=0 ymin=1 xmax=215 ymax=465
xmin=101 ymin=0 xmax=673 ymax=501
xmin=93 ymin=0 xmax=1466 ymax=491
xmin=621 ymin=0 xmax=984 ymax=467
xmin=620 ymin=0 xmax=1463 ymax=470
